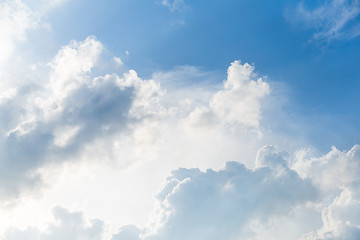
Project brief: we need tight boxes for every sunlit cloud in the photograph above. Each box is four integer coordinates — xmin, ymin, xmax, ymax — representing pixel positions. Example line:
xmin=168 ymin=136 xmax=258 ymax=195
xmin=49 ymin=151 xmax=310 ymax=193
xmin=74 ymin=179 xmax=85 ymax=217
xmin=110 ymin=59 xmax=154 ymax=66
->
xmin=0 ymin=0 xmax=359 ymax=239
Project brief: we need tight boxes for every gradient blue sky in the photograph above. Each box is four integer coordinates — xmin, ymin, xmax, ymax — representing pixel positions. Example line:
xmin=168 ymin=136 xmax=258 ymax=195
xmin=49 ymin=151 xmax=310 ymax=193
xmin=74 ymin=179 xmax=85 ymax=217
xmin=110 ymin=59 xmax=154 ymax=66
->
xmin=30 ymin=0 xmax=360 ymax=150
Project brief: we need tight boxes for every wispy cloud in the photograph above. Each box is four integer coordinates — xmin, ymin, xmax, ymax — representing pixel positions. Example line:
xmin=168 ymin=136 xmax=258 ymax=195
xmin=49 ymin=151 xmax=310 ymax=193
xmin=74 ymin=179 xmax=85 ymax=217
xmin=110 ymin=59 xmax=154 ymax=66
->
xmin=159 ymin=0 xmax=188 ymax=12
xmin=291 ymin=0 xmax=360 ymax=41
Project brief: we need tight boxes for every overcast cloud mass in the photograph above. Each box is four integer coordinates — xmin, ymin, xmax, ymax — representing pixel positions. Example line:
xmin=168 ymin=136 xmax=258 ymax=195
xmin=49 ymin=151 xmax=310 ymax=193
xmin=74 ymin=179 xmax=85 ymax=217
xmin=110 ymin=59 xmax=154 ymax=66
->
xmin=0 ymin=0 xmax=359 ymax=239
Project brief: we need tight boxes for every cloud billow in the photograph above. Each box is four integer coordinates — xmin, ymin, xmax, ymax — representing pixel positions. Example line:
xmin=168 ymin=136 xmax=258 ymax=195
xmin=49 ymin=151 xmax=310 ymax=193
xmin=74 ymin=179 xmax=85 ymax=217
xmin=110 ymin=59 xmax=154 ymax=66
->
xmin=113 ymin=146 xmax=317 ymax=240
xmin=0 ymin=36 xmax=162 ymax=200
xmin=1 ymin=2 xmax=359 ymax=236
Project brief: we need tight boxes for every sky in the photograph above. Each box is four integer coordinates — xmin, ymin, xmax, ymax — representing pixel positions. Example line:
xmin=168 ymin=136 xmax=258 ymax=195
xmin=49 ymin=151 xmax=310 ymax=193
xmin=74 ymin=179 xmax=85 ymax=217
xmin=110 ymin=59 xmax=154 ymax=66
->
xmin=0 ymin=0 xmax=360 ymax=239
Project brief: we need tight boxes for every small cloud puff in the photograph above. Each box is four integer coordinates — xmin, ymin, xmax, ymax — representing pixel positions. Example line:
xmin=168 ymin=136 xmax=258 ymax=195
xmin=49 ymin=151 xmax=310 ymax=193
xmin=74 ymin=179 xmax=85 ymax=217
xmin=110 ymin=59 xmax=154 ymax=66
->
xmin=186 ymin=61 xmax=270 ymax=130
xmin=113 ymin=56 xmax=123 ymax=66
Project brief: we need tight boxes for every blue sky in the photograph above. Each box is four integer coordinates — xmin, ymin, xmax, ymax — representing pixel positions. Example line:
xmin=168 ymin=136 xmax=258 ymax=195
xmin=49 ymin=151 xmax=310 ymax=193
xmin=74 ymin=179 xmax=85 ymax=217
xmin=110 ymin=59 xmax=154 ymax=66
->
xmin=1 ymin=0 xmax=360 ymax=239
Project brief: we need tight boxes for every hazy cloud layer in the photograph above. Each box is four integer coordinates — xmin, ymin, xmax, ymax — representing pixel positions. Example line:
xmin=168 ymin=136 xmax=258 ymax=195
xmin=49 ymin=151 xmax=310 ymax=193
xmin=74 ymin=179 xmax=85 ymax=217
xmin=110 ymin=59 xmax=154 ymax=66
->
xmin=0 ymin=0 xmax=37 ymax=68
xmin=4 ymin=207 xmax=104 ymax=240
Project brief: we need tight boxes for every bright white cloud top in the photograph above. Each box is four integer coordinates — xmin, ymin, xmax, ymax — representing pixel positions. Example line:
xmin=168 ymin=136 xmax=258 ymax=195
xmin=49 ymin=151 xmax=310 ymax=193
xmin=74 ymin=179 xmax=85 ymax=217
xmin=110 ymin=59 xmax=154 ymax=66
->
xmin=0 ymin=0 xmax=359 ymax=240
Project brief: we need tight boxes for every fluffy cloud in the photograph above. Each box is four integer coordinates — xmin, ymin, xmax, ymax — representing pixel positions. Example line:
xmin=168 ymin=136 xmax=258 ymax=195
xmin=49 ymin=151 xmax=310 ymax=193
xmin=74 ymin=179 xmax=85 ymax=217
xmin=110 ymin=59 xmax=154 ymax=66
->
xmin=177 ymin=60 xmax=270 ymax=138
xmin=105 ymin=145 xmax=360 ymax=240
xmin=301 ymin=187 xmax=360 ymax=239
xmin=1 ymin=3 xmax=359 ymax=238
xmin=109 ymin=146 xmax=317 ymax=240
xmin=0 ymin=24 xmax=271 ymax=202
xmin=210 ymin=61 xmax=270 ymax=128
xmin=0 ymin=36 xmax=163 ymax=200
xmin=2 ymin=144 xmax=360 ymax=239
xmin=295 ymin=145 xmax=360 ymax=239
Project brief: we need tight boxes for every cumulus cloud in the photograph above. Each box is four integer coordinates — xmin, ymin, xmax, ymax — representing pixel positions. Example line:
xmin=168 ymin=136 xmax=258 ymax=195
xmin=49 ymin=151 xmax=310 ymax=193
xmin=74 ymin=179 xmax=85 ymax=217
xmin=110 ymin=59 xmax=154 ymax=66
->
xmin=0 ymin=36 xmax=163 ymax=200
xmin=169 ymin=61 xmax=270 ymax=135
xmin=2 ymin=3 xmax=359 ymax=238
xmin=210 ymin=61 xmax=270 ymax=128
xmin=2 ymin=143 xmax=360 ymax=239
xmin=104 ymin=144 xmax=360 ymax=240
xmin=107 ymin=146 xmax=316 ymax=240
xmin=294 ymin=145 xmax=360 ymax=239
xmin=0 ymin=25 xmax=271 ymax=202
xmin=4 ymin=206 xmax=104 ymax=240
xmin=290 ymin=0 xmax=360 ymax=41
xmin=301 ymin=187 xmax=360 ymax=239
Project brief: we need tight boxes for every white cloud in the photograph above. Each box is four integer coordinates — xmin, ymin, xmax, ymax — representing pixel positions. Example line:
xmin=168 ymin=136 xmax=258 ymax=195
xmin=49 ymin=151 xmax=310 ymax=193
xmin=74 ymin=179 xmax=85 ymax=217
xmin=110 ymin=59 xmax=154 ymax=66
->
xmin=292 ymin=145 xmax=360 ymax=194
xmin=0 ymin=0 xmax=38 ymax=68
xmin=1 ymin=31 xmax=360 ymax=239
xmin=291 ymin=0 xmax=360 ymax=41
xmin=301 ymin=188 xmax=360 ymax=239
xmin=0 ymin=36 xmax=164 ymax=200
xmin=113 ymin=56 xmax=123 ymax=66
xmin=108 ymin=146 xmax=317 ymax=240
xmin=294 ymin=145 xmax=360 ymax=239
xmin=0 ymin=3 xmax=359 ymax=238
xmin=3 ymin=144 xmax=360 ymax=240
xmin=210 ymin=61 xmax=270 ymax=128
xmin=103 ymin=144 xmax=360 ymax=240
xmin=4 ymin=206 xmax=104 ymax=240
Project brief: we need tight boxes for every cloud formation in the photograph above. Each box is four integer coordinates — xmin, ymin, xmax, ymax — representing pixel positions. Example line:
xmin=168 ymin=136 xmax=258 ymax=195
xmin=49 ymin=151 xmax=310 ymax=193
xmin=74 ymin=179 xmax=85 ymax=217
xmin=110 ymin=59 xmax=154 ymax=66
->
xmin=1 ymin=2 xmax=359 ymax=239
xmin=292 ymin=0 xmax=360 ymax=41
xmin=139 ymin=146 xmax=317 ymax=240
xmin=295 ymin=145 xmax=360 ymax=239
xmin=210 ymin=61 xmax=270 ymax=128
xmin=0 ymin=36 xmax=163 ymax=200
xmin=105 ymin=145 xmax=360 ymax=240
xmin=3 ymin=141 xmax=360 ymax=239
